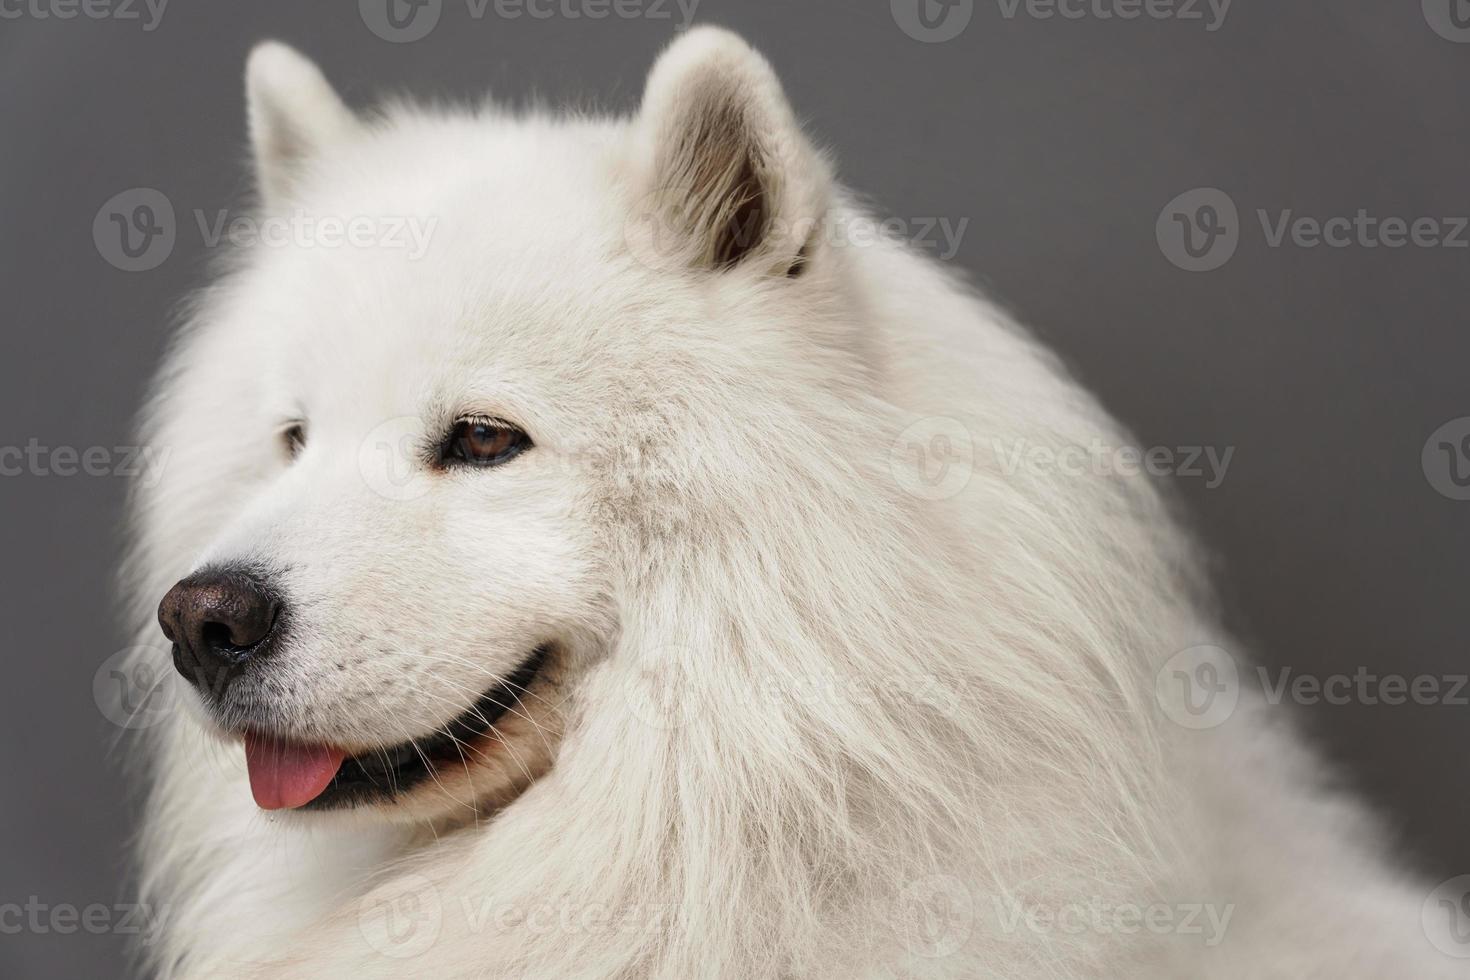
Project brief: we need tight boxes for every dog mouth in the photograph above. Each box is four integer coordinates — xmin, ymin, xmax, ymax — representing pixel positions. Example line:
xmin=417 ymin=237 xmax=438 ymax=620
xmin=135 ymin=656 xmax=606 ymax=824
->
xmin=242 ymin=646 xmax=550 ymax=811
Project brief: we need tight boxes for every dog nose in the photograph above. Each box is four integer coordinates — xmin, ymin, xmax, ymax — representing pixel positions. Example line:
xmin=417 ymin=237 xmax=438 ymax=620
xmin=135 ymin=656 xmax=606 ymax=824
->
xmin=159 ymin=569 xmax=282 ymax=693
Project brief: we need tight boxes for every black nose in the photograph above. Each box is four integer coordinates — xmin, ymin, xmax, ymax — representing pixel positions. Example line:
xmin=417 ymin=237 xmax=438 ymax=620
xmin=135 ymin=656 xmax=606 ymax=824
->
xmin=158 ymin=568 xmax=283 ymax=694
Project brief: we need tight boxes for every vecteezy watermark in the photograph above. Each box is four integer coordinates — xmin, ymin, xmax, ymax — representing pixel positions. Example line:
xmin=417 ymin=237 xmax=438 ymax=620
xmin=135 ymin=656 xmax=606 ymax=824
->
xmin=1258 ymin=667 xmax=1469 ymax=708
xmin=358 ymin=416 xmax=436 ymax=503
xmin=194 ymin=209 xmax=437 ymax=259
xmin=360 ymin=415 xmax=728 ymax=505
xmin=94 ymin=646 xmax=178 ymax=730
xmin=0 ymin=0 xmax=168 ymax=30
xmin=0 ymin=439 xmax=169 ymax=488
xmin=898 ymin=875 xmax=975 ymax=958
xmin=1156 ymin=187 xmax=1239 ymax=273
xmin=1156 ymin=645 xmax=1470 ymax=730
xmin=992 ymin=438 xmax=1235 ymax=489
xmin=828 ymin=214 xmax=969 ymax=261
xmin=0 ymin=898 xmax=168 ymax=944
xmin=358 ymin=875 xmax=681 ymax=959
xmin=992 ymin=897 xmax=1234 ymax=946
xmin=621 ymin=650 xmax=703 ymax=732
xmin=1423 ymin=0 xmax=1470 ymax=43
xmin=1158 ymin=187 xmax=1470 ymax=272
xmin=1155 ymin=645 xmax=1240 ymax=729
xmin=891 ymin=0 xmax=975 ymax=43
xmin=94 ymin=188 xmax=439 ymax=272
xmin=889 ymin=417 xmax=976 ymax=501
xmin=359 ymin=0 xmax=700 ymax=43
xmin=359 ymin=874 xmax=443 ymax=959
xmin=994 ymin=0 xmax=1232 ymax=31
xmin=94 ymin=188 xmax=176 ymax=272
xmin=1422 ymin=417 xmax=1470 ymax=501
xmin=623 ymin=661 xmax=974 ymax=732
xmin=895 ymin=0 xmax=1230 ymax=41
xmin=1424 ymin=876 xmax=1470 ymax=958
xmin=623 ymin=192 xmax=970 ymax=274
xmin=457 ymin=898 xmax=679 ymax=937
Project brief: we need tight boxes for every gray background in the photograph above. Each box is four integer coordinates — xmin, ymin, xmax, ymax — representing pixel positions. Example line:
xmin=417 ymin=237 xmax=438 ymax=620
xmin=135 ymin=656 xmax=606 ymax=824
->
xmin=2 ymin=1 xmax=1468 ymax=976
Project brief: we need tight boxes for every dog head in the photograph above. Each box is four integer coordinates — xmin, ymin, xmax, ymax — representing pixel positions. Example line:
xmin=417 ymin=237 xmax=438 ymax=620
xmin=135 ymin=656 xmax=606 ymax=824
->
xmin=149 ymin=29 xmax=851 ymax=820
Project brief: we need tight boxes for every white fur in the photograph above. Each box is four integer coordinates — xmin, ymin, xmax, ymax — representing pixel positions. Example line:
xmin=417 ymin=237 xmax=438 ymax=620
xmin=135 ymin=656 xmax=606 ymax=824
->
xmin=121 ymin=29 xmax=1461 ymax=979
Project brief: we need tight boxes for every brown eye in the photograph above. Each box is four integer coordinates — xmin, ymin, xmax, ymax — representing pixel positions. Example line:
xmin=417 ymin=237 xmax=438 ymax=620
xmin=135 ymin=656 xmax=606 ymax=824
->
xmin=282 ymin=423 xmax=306 ymax=460
xmin=443 ymin=417 xmax=530 ymax=468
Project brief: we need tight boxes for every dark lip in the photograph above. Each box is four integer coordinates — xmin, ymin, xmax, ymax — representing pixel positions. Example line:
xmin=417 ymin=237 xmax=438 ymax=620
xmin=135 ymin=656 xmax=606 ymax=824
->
xmin=301 ymin=645 xmax=550 ymax=811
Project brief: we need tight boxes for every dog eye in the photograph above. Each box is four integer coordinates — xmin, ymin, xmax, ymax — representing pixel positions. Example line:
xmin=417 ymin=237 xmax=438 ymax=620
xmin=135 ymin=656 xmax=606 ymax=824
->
xmin=281 ymin=423 xmax=306 ymax=460
xmin=442 ymin=417 xmax=530 ymax=468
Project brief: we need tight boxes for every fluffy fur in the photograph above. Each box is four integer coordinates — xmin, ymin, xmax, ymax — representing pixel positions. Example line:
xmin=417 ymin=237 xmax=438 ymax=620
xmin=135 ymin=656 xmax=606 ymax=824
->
xmin=121 ymin=28 xmax=1460 ymax=979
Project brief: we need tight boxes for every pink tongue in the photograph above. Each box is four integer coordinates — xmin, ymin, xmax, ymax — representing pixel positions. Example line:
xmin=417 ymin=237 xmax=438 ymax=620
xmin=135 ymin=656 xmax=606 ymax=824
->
xmin=243 ymin=734 xmax=347 ymax=810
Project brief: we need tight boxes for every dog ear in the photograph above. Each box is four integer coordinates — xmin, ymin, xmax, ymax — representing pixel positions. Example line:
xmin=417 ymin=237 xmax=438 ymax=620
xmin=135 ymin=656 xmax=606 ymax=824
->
xmin=630 ymin=28 xmax=832 ymax=276
xmin=245 ymin=42 xmax=359 ymax=210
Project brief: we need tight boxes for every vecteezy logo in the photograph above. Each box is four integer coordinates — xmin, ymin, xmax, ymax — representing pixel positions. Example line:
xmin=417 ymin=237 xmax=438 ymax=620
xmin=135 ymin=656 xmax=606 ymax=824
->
xmin=622 ymin=186 xmax=702 ymax=275
xmin=1156 ymin=188 xmax=1239 ymax=272
xmin=1423 ymin=876 xmax=1470 ymax=957
xmin=1422 ymin=417 xmax=1470 ymax=501
xmin=622 ymin=650 xmax=702 ymax=731
xmin=898 ymin=875 xmax=974 ymax=958
xmin=360 ymin=0 xmax=443 ymax=43
xmin=891 ymin=0 xmax=974 ymax=42
xmin=359 ymin=416 xmax=433 ymax=502
xmin=1424 ymin=0 xmax=1470 ymax=42
xmin=358 ymin=874 xmax=443 ymax=958
xmin=93 ymin=188 xmax=176 ymax=272
xmin=889 ymin=416 xmax=975 ymax=501
xmin=1155 ymin=645 xmax=1239 ymax=729
xmin=93 ymin=646 xmax=177 ymax=730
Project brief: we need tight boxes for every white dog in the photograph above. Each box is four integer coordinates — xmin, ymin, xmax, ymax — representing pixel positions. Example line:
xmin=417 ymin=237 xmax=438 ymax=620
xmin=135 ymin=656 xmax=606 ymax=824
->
xmin=122 ymin=26 xmax=1462 ymax=979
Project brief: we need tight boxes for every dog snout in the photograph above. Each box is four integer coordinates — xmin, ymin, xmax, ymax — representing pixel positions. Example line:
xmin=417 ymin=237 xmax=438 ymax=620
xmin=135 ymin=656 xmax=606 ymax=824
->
xmin=159 ymin=568 xmax=283 ymax=693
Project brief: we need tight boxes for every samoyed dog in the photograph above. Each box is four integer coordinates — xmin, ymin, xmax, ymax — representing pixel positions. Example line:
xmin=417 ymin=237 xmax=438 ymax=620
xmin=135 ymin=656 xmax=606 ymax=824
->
xmin=123 ymin=26 xmax=1459 ymax=979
